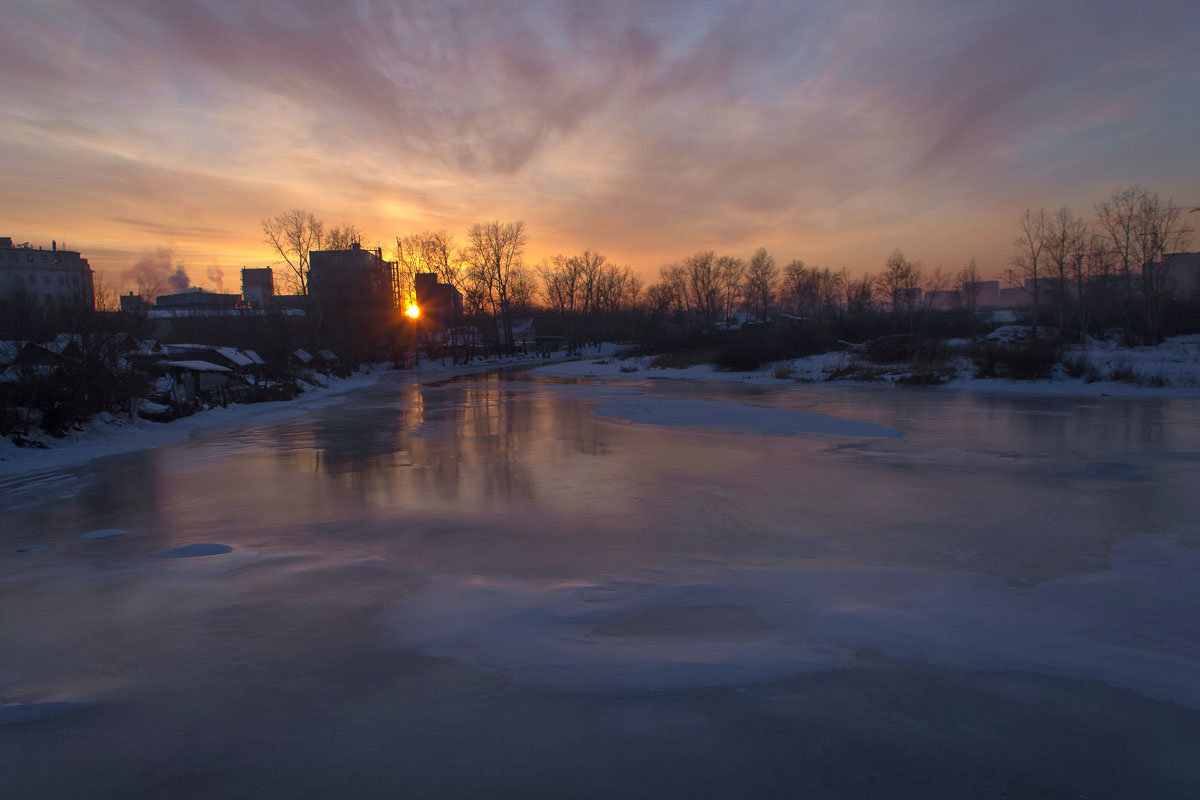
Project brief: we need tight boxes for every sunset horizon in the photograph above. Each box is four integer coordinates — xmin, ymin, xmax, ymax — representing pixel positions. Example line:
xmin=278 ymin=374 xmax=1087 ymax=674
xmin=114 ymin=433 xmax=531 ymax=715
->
xmin=4 ymin=0 xmax=1197 ymax=293
xmin=4 ymin=6 xmax=1200 ymax=797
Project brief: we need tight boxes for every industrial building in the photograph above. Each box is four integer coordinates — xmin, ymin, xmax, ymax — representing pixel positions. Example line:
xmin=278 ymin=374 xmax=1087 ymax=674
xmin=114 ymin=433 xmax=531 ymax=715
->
xmin=308 ymin=243 xmax=397 ymax=309
xmin=414 ymin=272 xmax=463 ymax=329
xmin=241 ymin=267 xmax=275 ymax=307
xmin=0 ymin=236 xmax=95 ymax=309
xmin=154 ymin=287 xmax=241 ymax=310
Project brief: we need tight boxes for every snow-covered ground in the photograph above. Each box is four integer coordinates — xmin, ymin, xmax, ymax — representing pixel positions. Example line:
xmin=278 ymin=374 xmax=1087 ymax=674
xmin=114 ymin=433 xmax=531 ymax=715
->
xmin=530 ymin=334 xmax=1200 ymax=397
xmin=0 ymin=369 xmax=384 ymax=476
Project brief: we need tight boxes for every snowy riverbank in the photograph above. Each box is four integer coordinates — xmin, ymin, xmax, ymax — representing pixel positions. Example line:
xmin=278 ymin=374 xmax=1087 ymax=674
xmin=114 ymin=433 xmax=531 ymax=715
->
xmin=0 ymin=369 xmax=386 ymax=477
xmin=0 ymin=351 xmax=575 ymax=477
xmin=530 ymin=335 xmax=1200 ymax=398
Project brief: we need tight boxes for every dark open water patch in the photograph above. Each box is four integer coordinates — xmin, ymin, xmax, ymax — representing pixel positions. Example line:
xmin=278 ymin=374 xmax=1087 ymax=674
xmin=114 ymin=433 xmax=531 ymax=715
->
xmin=0 ymin=702 xmax=93 ymax=724
xmin=79 ymin=529 xmax=126 ymax=540
xmin=155 ymin=543 xmax=232 ymax=558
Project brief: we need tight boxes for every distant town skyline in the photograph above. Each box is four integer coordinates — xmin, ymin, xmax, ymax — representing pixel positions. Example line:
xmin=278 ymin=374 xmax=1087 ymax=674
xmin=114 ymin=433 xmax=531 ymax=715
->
xmin=2 ymin=0 xmax=1198 ymax=291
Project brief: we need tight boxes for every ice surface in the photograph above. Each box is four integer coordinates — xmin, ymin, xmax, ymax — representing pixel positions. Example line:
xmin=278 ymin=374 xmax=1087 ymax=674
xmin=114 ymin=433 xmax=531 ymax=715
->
xmin=0 ymin=702 xmax=92 ymax=724
xmin=155 ymin=543 xmax=232 ymax=558
xmin=78 ymin=528 xmax=126 ymax=540
xmin=2 ymin=370 xmax=1199 ymax=797
xmin=384 ymin=535 xmax=1200 ymax=705
xmin=593 ymin=396 xmax=905 ymax=437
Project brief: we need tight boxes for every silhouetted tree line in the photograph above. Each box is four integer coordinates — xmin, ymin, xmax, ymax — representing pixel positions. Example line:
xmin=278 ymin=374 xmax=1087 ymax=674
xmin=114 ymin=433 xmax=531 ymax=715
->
xmin=275 ymin=184 xmax=1195 ymax=367
xmin=4 ymin=184 xmax=1194 ymax=438
xmin=1011 ymin=186 xmax=1194 ymax=345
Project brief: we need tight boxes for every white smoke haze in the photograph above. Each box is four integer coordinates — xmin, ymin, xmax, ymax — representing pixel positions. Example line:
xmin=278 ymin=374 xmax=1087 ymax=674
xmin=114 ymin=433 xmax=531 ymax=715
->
xmin=205 ymin=265 xmax=225 ymax=292
xmin=120 ymin=248 xmax=191 ymax=298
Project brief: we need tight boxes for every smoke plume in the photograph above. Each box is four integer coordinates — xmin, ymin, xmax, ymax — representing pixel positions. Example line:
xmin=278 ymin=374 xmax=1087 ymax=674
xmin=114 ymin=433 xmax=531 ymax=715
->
xmin=120 ymin=249 xmax=191 ymax=298
xmin=206 ymin=265 xmax=225 ymax=292
xmin=168 ymin=267 xmax=190 ymax=292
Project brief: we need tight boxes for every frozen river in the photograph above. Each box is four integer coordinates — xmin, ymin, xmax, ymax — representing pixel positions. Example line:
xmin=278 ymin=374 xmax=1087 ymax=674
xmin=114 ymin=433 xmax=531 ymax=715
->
xmin=3 ymin=369 xmax=1200 ymax=798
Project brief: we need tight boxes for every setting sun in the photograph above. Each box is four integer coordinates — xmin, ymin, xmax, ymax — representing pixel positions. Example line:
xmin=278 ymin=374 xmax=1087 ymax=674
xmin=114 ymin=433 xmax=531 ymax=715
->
xmin=405 ymin=304 xmax=420 ymax=319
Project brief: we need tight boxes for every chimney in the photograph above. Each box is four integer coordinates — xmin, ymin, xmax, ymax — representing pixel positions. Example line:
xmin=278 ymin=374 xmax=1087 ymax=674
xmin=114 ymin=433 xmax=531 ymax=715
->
xmin=53 ymin=240 xmax=57 ymax=251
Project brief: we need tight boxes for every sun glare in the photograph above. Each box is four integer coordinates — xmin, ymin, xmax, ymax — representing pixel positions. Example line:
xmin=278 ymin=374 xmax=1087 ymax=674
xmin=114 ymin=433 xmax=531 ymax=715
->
xmin=406 ymin=304 xmax=420 ymax=319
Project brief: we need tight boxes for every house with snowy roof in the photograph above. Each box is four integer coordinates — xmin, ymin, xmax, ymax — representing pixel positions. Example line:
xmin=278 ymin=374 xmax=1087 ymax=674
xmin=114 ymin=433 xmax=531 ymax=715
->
xmin=154 ymin=359 xmax=232 ymax=404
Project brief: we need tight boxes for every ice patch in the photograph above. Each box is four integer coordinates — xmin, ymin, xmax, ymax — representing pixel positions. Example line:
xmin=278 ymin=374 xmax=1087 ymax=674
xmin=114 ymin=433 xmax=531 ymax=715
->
xmin=593 ymin=397 xmax=904 ymax=438
xmin=79 ymin=528 xmax=126 ymax=540
xmin=16 ymin=544 xmax=52 ymax=553
xmin=0 ymin=702 xmax=92 ymax=724
xmin=592 ymin=606 xmax=769 ymax=637
xmin=386 ymin=536 xmax=1200 ymax=705
xmin=155 ymin=543 xmax=232 ymax=558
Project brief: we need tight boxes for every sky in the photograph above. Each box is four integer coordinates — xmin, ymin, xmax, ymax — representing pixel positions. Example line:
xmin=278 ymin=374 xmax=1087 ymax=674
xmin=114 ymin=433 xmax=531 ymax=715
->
xmin=2 ymin=0 xmax=1198 ymax=293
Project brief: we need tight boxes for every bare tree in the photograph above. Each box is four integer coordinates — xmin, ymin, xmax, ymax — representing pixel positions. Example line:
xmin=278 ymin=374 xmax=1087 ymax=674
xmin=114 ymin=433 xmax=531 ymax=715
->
xmin=956 ymin=258 xmax=981 ymax=313
xmin=716 ymin=254 xmax=745 ymax=324
xmin=419 ymin=231 xmax=465 ymax=289
xmin=682 ymin=251 xmax=722 ymax=328
xmin=92 ymin=271 xmax=118 ymax=312
xmin=465 ymin=221 xmax=528 ymax=352
xmin=1045 ymin=206 xmax=1086 ymax=337
xmin=844 ymin=273 xmax=874 ymax=316
xmin=743 ymin=247 xmax=777 ymax=322
xmin=779 ymin=260 xmax=843 ymax=321
xmin=922 ymin=267 xmax=952 ymax=311
xmin=508 ymin=265 xmax=539 ymax=315
xmin=1133 ymin=191 xmax=1193 ymax=342
xmin=538 ymin=255 xmax=581 ymax=316
xmin=780 ymin=260 xmax=806 ymax=315
xmin=656 ymin=262 xmax=692 ymax=319
xmin=325 ymin=223 xmax=362 ymax=250
xmin=262 ymin=210 xmax=324 ymax=295
xmin=1095 ymin=187 xmax=1141 ymax=302
xmin=1076 ymin=232 xmax=1111 ymax=337
xmin=1012 ymin=208 xmax=1048 ymax=338
xmin=879 ymin=249 xmax=925 ymax=324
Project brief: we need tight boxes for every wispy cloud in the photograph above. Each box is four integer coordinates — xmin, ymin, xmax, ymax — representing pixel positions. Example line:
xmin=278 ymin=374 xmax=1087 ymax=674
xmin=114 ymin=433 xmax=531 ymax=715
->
xmin=1 ymin=0 xmax=1197 ymax=285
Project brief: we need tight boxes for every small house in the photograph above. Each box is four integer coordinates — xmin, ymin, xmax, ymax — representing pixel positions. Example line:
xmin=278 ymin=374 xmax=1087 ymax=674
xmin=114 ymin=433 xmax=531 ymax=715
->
xmin=156 ymin=360 xmax=232 ymax=405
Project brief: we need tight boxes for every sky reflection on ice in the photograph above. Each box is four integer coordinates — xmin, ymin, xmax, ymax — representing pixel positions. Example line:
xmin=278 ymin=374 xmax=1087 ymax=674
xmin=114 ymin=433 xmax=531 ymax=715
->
xmin=2 ymin=372 xmax=1199 ymax=797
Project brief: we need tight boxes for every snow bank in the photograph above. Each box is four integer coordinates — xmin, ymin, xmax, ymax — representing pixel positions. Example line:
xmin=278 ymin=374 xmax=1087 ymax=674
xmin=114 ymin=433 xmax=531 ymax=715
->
xmin=0 ymin=370 xmax=386 ymax=477
xmin=0 ymin=350 xmax=580 ymax=477
xmin=529 ymin=335 xmax=1200 ymax=398
xmin=593 ymin=397 xmax=904 ymax=438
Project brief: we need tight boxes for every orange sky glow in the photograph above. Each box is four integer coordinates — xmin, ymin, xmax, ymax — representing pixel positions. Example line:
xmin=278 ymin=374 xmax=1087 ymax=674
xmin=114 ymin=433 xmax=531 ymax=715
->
xmin=2 ymin=0 xmax=1197 ymax=296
